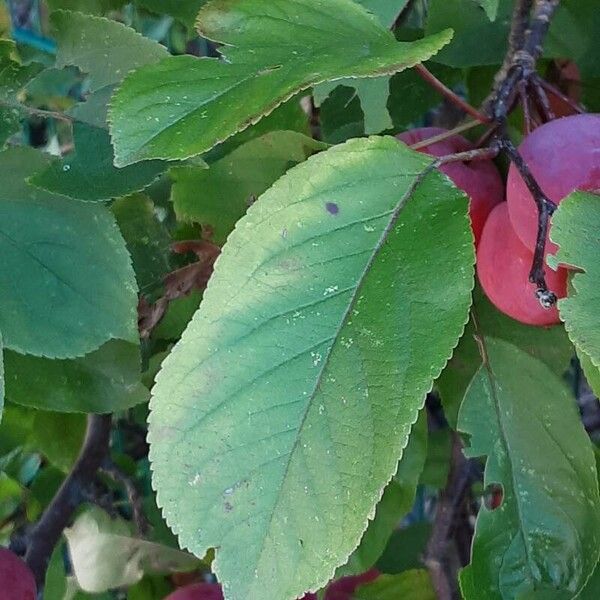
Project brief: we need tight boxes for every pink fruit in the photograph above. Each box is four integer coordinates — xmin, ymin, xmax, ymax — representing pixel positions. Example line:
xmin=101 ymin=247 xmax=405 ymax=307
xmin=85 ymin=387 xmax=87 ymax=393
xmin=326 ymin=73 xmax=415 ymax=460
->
xmin=0 ymin=548 xmax=36 ymax=600
xmin=299 ymin=569 xmax=379 ymax=600
xmin=506 ymin=114 xmax=600 ymax=253
xmin=397 ymin=127 xmax=504 ymax=245
xmin=477 ymin=203 xmax=567 ymax=326
xmin=165 ymin=582 xmax=224 ymax=600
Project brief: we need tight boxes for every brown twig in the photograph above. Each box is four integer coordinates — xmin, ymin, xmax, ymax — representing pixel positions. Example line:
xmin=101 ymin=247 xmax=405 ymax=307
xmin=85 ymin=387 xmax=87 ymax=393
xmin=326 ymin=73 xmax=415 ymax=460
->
xmin=25 ymin=415 xmax=112 ymax=587
xmin=0 ymin=99 xmax=73 ymax=123
xmin=424 ymin=434 xmax=473 ymax=600
xmin=100 ymin=462 xmax=149 ymax=536
xmin=534 ymin=75 xmax=585 ymax=114
xmin=409 ymin=120 xmax=484 ymax=151
xmin=414 ymin=64 xmax=491 ymax=124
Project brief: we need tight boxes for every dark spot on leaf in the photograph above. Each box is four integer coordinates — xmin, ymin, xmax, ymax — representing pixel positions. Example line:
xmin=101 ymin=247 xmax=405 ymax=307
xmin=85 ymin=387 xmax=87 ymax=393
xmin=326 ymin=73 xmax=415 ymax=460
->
xmin=224 ymin=501 xmax=233 ymax=512
xmin=326 ymin=202 xmax=339 ymax=215
xmin=484 ymin=483 xmax=503 ymax=511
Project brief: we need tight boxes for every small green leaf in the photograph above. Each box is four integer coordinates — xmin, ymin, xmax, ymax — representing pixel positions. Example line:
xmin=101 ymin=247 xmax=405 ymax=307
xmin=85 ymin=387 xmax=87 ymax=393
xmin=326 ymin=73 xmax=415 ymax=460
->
xmin=0 ymin=147 xmax=138 ymax=358
xmin=314 ymin=78 xmax=393 ymax=135
xmin=110 ymin=0 xmax=452 ymax=165
xmin=353 ymin=570 xmax=436 ymax=599
xmin=68 ymin=85 xmax=114 ymax=129
xmin=149 ymin=136 xmax=474 ymax=600
xmin=459 ymin=338 xmax=600 ymax=599
xmin=51 ymin=10 xmax=168 ymax=92
xmin=171 ymin=131 xmax=326 ymax=244
xmin=112 ymin=193 xmax=172 ymax=295
xmin=5 ymin=340 xmax=148 ymax=413
xmin=65 ymin=507 xmax=198 ymax=593
xmin=47 ymin=0 xmax=127 ymax=15
xmin=338 ymin=411 xmax=428 ymax=578
xmin=549 ymin=191 xmax=600 ymax=370
xmin=477 ymin=0 xmax=499 ymax=21
xmin=27 ymin=411 xmax=86 ymax=472
xmin=30 ymin=123 xmax=165 ymax=201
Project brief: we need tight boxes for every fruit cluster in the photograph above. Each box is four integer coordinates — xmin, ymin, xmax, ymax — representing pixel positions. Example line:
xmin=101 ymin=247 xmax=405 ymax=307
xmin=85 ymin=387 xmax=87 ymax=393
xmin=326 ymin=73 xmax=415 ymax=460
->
xmin=398 ymin=114 xmax=600 ymax=327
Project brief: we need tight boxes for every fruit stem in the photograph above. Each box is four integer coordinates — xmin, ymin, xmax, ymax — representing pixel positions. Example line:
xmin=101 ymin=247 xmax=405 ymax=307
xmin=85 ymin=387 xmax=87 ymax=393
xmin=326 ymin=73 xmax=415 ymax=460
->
xmin=498 ymin=136 xmax=558 ymax=305
xmin=533 ymin=75 xmax=585 ymax=114
xmin=413 ymin=64 xmax=491 ymax=124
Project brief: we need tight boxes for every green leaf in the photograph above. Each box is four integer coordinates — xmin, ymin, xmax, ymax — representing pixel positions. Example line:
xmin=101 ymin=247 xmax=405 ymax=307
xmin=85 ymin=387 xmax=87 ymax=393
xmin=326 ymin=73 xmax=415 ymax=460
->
xmin=477 ymin=0 xmax=499 ymax=21
xmin=353 ymin=570 xmax=436 ymax=599
xmin=314 ymin=78 xmax=393 ymax=135
xmin=149 ymin=136 xmax=474 ymax=600
xmin=0 ymin=147 xmax=138 ymax=358
xmin=47 ymin=0 xmax=127 ymax=15
xmin=135 ymin=0 xmax=208 ymax=26
xmin=458 ymin=338 xmax=600 ymax=599
xmin=425 ymin=0 xmax=511 ymax=67
xmin=27 ymin=411 xmax=85 ymax=472
xmin=377 ymin=522 xmax=431 ymax=574
xmin=112 ymin=193 xmax=172 ymax=295
xmin=64 ymin=507 xmax=198 ymax=593
xmin=0 ymin=57 xmax=43 ymax=145
xmin=545 ymin=0 xmax=600 ymax=78
xmin=68 ymin=85 xmax=114 ymax=129
xmin=579 ymin=350 xmax=600 ymax=398
xmin=51 ymin=10 xmax=168 ymax=92
xmin=319 ymin=85 xmax=365 ymax=144
xmin=312 ymin=0 xmax=410 ymax=136
xmin=357 ymin=0 xmax=410 ymax=27
xmin=171 ymin=131 xmax=326 ymax=244
xmin=436 ymin=285 xmax=573 ymax=428
xmin=548 ymin=191 xmax=600 ymax=370
xmin=110 ymin=0 xmax=453 ymax=165
xmin=4 ymin=340 xmax=148 ymax=413
xmin=0 ymin=334 xmax=3 ymax=424
xmin=30 ymin=123 xmax=165 ymax=202
xmin=338 ymin=411 xmax=428 ymax=578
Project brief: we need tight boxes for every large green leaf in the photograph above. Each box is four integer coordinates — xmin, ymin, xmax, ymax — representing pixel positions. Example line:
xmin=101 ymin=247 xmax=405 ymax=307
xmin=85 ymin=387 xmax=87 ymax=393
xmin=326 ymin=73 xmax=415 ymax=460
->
xmin=109 ymin=0 xmax=452 ymax=166
xmin=436 ymin=285 xmax=573 ymax=428
xmin=30 ymin=123 xmax=165 ymax=202
xmin=149 ymin=136 xmax=474 ymax=600
xmin=337 ymin=411 xmax=428 ymax=578
xmin=548 ymin=191 xmax=600 ymax=369
xmin=171 ymin=131 xmax=326 ymax=244
xmin=51 ymin=10 xmax=168 ymax=92
xmin=0 ymin=147 xmax=138 ymax=358
xmin=353 ymin=570 xmax=436 ymax=599
xmin=458 ymin=338 xmax=600 ymax=599
xmin=4 ymin=340 xmax=148 ymax=413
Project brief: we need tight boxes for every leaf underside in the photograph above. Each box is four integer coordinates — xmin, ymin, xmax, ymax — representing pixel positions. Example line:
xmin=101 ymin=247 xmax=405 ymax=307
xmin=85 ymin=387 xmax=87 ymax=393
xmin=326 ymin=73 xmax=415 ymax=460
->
xmin=149 ymin=136 xmax=474 ymax=600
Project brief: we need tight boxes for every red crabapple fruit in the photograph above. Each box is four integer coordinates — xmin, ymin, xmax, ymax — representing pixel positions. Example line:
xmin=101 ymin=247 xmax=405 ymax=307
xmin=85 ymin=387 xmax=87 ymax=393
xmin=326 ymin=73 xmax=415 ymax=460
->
xmin=165 ymin=582 xmax=224 ymax=600
xmin=0 ymin=548 xmax=37 ymax=600
xmin=397 ymin=127 xmax=504 ymax=245
xmin=506 ymin=114 xmax=600 ymax=253
xmin=477 ymin=203 xmax=567 ymax=326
